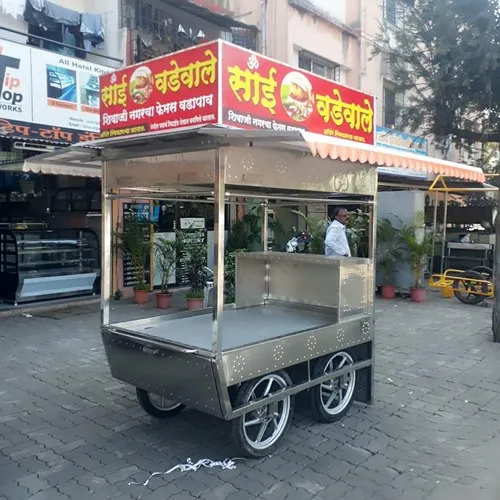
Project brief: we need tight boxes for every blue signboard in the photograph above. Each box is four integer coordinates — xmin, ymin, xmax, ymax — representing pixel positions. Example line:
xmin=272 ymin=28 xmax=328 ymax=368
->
xmin=376 ymin=126 xmax=429 ymax=178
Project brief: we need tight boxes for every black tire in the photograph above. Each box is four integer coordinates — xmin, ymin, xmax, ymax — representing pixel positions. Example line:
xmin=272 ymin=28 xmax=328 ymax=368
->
xmin=232 ymin=370 xmax=294 ymax=458
xmin=136 ymin=388 xmax=185 ymax=418
xmin=310 ymin=351 xmax=357 ymax=423
xmin=452 ymin=270 xmax=489 ymax=305
xmin=471 ymin=266 xmax=493 ymax=282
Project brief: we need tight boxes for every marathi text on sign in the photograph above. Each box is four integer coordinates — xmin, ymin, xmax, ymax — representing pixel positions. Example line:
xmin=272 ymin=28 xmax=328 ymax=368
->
xmin=228 ymin=65 xmax=278 ymax=115
xmin=155 ymin=49 xmax=217 ymax=95
xmin=316 ymin=89 xmax=373 ymax=134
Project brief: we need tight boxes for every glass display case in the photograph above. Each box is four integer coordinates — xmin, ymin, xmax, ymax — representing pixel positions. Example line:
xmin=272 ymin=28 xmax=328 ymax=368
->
xmin=0 ymin=228 xmax=100 ymax=304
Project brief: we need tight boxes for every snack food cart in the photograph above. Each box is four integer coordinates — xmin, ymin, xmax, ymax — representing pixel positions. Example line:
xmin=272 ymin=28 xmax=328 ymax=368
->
xmin=90 ymin=37 xmax=381 ymax=457
xmin=98 ymin=125 xmax=377 ymax=457
xmin=23 ymin=38 xmax=487 ymax=457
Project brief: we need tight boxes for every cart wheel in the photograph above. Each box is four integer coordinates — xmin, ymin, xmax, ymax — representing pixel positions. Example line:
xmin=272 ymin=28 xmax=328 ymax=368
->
xmin=309 ymin=351 xmax=356 ymax=423
xmin=136 ymin=388 xmax=185 ymax=418
xmin=232 ymin=371 xmax=294 ymax=458
xmin=452 ymin=270 xmax=489 ymax=305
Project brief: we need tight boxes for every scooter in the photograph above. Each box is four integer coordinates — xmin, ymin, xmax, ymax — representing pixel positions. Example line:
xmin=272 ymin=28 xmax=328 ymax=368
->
xmin=286 ymin=227 xmax=312 ymax=253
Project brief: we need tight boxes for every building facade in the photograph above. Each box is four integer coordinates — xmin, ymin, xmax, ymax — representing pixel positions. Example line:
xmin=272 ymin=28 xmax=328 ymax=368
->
xmin=0 ymin=0 xmax=256 ymax=231
xmin=229 ymin=0 xmax=465 ymax=167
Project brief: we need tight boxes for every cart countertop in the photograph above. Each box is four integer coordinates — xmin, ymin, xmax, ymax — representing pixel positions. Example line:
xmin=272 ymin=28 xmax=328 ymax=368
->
xmin=108 ymin=303 xmax=338 ymax=352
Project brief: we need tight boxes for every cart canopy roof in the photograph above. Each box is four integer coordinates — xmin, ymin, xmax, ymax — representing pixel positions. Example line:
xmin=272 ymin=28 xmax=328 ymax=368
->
xmin=24 ymin=125 xmax=485 ymax=185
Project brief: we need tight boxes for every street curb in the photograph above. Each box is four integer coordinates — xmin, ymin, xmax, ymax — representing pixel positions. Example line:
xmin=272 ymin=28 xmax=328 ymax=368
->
xmin=0 ymin=297 xmax=101 ymax=318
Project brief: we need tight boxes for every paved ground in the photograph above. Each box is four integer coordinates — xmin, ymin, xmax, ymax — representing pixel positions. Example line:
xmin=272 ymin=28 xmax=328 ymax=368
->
xmin=1 ymin=292 xmax=500 ymax=500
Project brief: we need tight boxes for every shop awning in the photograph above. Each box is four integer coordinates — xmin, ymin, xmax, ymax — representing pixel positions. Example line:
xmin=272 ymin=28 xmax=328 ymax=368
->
xmin=23 ymin=147 xmax=101 ymax=178
xmin=22 ymin=126 xmax=486 ymax=183
xmin=301 ymin=131 xmax=485 ymax=183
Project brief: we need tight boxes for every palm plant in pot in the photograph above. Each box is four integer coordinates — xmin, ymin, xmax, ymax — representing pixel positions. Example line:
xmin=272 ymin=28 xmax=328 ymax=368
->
xmin=154 ymin=232 xmax=185 ymax=309
xmin=114 ymin=214 xmax=151 ymax=304
xmin=185 ymin=244 xmax=209 ymax=311
xmin=377 ymin=218 xmax=401 ymax=299
xmin=399 ymin=214 xmax=440 ymax=303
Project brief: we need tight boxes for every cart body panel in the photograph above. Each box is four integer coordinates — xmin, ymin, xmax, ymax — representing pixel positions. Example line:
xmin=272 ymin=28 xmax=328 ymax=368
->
xmin=101 ymin=327 xmax=224 ymax=418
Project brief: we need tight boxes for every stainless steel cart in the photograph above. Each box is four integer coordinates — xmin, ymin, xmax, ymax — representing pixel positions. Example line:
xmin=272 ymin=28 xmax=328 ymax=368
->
xmin=100 ymin=126 xmax=377 ymax=457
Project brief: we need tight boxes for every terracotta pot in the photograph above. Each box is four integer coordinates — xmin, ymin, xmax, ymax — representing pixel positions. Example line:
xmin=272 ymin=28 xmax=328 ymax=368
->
xmin=156 ymin=292 xmax=173 ymax=309
xmin=186 ymin=297 xmax=204 ymax=311
xmin=134 ymin=289 xmax=149 ymax=305
xmin=410 ymin=287 xmax=426 ymax=303
xmin=381 ymin=285 xmax=396 ymax=299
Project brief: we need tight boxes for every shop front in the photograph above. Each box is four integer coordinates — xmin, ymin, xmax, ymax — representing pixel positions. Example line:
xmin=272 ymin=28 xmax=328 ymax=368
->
xmin=0 ymin=37 xmax=112 ymax=304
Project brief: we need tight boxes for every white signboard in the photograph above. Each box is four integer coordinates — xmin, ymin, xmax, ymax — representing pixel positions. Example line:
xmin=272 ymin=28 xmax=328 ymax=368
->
xmin=180 ymin=217 xmax=206 ymax=229
xmin=32 ymin=52 xmax=109 ymax=133
xmin=0 ymin=40 xmax=32 ymax=123
xmin=0 ymin=39 xmax=111 ymax=137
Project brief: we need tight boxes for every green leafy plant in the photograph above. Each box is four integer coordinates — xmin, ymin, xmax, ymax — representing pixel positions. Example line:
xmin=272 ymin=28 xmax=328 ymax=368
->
xmin=399 ymin=213 xmax=441 ymax=289
xmin=185 ymin=290 xmax=205 ymax=299
xmin=227 ymin=205 xmax=284 ymax=251
xmin=154 ymin=231 xmax=185 ymax=294
xmin=290 ymin=210 xmax=329 ymax=254
xmin=185 ymin=243 xmax=209 ymax=297
xmin=114 ymin=213 xmax=150 ymax=291
xmin=377 ymin=218 xmax=402 ymax=285
xmin=224 ymin=248 xmax=246 ymax=304
xmin=346 ymin=209 xmax=370 ymax=257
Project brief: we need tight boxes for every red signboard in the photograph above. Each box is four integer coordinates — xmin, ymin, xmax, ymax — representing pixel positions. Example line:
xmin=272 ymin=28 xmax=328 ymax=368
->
xmin=220 ymin=43 xmax=374 ymax=145
xmin=99 ymin=41 xmax=219 ymax=138
xmin=99 ymin=40 xmax=375 ymax=145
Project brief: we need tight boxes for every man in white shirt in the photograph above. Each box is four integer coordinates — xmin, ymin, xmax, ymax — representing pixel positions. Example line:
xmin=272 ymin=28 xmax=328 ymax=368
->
xmin=325 ymin=207 xmax=351 ymax=257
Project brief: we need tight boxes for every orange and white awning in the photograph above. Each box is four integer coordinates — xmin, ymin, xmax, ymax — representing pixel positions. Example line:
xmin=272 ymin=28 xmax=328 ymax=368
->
xmin=301 ymin=131 xmax=486 ymax=183
xmin=22 ymin=127 xmax=486 ymax=184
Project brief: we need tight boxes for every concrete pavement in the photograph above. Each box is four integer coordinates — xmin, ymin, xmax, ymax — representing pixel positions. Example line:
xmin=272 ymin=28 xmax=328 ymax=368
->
xmin=1 ymin=293 xmax=499 ymax=499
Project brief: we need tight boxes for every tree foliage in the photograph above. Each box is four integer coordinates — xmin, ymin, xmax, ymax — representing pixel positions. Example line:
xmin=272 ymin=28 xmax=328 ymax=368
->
xmin=373 ymin=0 xmax=500 ymax=151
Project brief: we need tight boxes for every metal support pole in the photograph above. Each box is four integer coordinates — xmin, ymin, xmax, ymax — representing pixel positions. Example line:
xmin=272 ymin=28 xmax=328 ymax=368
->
xmin=431 ymin=190 xmax=438 ymax=274
xmin=493 ymin=187 xmax=500 ymax=342
xmin=211 ymin=151 xmax=225 ymax=358
xmin=262 ymin=199 xmax=269 ymax=252
xmin=260 ymin=0 xmax=268 ymax=55
xmin=101 ymin=185 xmax=112 ymax=326
xmin=440 ymin=191 xmax=448 ymax=274
xmin=368 ymin=186 xmax=377 ymax=406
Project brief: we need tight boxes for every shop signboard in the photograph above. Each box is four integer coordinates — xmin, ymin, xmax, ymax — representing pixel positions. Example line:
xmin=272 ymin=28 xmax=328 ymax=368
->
xmin=0 ymin=38 xmax=111 ymax=144
xmin=376 ymin=125 xmax=429 ymax=179
xmin=177 ymin=218 xmax=207 ymax=287
xmin=99 ymin=41 xmax=219 ymax=139
xmin=99 ymin=40 xmax=375 ymax=145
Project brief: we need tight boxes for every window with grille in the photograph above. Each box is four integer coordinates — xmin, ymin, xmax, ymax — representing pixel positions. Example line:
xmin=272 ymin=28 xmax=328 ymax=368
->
xmin=298 ymin=52 xmax=341 ymax=82
xmin=384 ymin=0 xmax=405 ymax=26
xmin=383 ymin=84 xmax=404 ymax=128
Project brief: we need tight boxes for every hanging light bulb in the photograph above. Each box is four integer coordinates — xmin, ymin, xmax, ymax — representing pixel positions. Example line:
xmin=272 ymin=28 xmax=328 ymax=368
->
xmin=196 ymin=29 xmax=206 ymax=39
xmin=178 ymin=24 xmax=187 ymax=34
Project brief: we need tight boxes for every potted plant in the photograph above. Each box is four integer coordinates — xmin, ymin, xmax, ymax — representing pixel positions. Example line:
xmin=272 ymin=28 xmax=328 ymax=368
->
xmin=290 ymin=210 xmax=329 ymax=254
xmin=347 ymin=209 xmax=370 ymax=257
xmin=185 ymin=243 xmax=209 ymax=311
xmin=377 ymin=218 xmax=401 ymax=299
xmin=400 ymin=214 xmax=440 ymax=303
xmin=154 ymin=232 xmax=185 ymax=309
xmin=114 ymin=213 xmax=151 ymax=304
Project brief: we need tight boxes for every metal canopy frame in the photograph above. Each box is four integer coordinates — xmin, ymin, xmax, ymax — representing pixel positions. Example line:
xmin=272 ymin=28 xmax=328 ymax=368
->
xmin=428 ymin=174 xmax=498 ymax=274
xmin=99 ymin=126 xmax=379 ymax=359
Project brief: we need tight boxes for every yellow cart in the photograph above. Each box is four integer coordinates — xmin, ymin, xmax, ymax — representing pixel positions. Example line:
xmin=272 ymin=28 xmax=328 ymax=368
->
xmin=429 ymin=267 xmax=494 ymax=305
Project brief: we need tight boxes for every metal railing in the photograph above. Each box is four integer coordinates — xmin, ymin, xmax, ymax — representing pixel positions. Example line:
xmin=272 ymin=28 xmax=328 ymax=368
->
xmin=0 ymin=25 xmax=123 ymax=65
